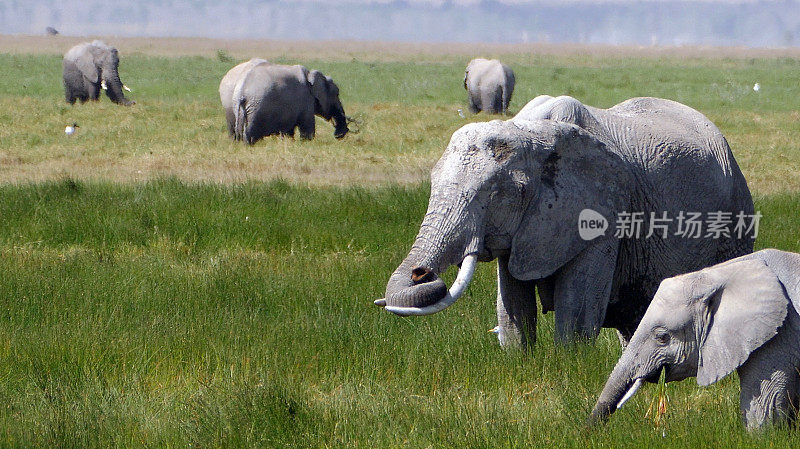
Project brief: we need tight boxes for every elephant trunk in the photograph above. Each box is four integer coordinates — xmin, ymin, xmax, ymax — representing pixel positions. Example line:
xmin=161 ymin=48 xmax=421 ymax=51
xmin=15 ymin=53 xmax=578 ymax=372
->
xmin=382 ymin=248 xmax=449 ymax=308
xmin=102 ymin=68 xmax=133 ymax=106
xmin=332 ymin=104 xmax=349 ymax=139
xmin=378 ymin=252 xmax=477 ymax=316
xmin=588 ymin=352 xmax=639 ymax=425
xmin=377 ymin=208 xmax=480 ymax=316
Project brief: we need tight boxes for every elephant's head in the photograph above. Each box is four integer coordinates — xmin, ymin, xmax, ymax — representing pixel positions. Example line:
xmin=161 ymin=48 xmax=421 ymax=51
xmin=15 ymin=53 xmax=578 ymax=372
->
xmin=376 ymin=119 xmax=631 ymax=315
xmin=589 ymin=258 xmax=789 ymax=424
xmin=307 ymin=70 xmax=348 ymax=139
xmin=91 ymin=41 xmax=134 ymax=106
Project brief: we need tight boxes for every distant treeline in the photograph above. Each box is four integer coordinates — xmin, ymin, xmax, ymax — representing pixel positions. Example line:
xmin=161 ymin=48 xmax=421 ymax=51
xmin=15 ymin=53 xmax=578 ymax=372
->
xmin=5 ymin=0 xmax=800 ymax=47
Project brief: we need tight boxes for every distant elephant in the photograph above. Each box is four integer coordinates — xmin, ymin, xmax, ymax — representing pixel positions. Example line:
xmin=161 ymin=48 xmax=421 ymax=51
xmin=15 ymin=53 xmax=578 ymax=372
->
xmin=375 ymin=95 xmax=754 ymax=351
xmin=219 ymin=58 xmax=270 ymax=136
xmin=62 ymin=40 xmax=134 ymax=106
xmin=590 ymin=249 xmax=800 ymax=430
xmin=229 ymin=63 xmax=348 ymax=143
xmin=464 ymin=58 xmax=515 ymax=114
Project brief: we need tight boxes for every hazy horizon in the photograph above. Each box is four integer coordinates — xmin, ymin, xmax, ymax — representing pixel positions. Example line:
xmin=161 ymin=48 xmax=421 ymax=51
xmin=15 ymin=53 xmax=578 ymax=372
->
xmin=5 ymin=0 xmax=800 ymax=47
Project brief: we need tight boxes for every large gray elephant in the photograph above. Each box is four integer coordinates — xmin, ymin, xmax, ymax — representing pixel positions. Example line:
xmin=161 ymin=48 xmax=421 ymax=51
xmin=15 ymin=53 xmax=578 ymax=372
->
xmin=219 ymin=58 xmax=270 ymax=136
xmin=464 ymin=58 xmax=515 ymax=114
xmin=375 ymin=95 xmax=754 ymax=350
xmin=62 ymin=40 xmax=134 ymax=106
xmin=590 ymin=249 xmax=800 ymax=430
xmin=228 ymin=63 xmax=348 ymax=143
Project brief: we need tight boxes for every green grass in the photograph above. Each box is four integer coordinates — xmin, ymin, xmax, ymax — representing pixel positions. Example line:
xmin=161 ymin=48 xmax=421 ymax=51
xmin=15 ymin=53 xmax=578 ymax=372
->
xmin=0 ymin=44 xmax=799 ymax=446
xmin=0 ymin=52 xmax=798 ymax=191
xmin=0 ymin=179 xmax=797 ymax=447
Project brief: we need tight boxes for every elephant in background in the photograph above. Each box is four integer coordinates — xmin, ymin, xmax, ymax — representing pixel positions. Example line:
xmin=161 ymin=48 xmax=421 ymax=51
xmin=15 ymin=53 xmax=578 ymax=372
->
xmin=226 ymin=62 xmax=348 ymax=143
xmin=219 ymin=58 xmax=270 ymax=136
xmin=590 ymin=249 xmax=800 ymax=430
xmin=376 ymin=95 xmax=753 ymax=352
xmin=464 ymin=58 xmax=515 ymax=114
xmin=63 ymin=41 xmax=134 ymax=106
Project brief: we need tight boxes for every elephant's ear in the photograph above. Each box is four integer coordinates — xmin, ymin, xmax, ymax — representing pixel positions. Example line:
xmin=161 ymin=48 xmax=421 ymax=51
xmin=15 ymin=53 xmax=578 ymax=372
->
xmin=76 ymin=51 xmax=99 ymax=84
xmin=507 ymin=121 xmax=629 ymax=280
xmin=307 ymin=70 xmax=330 ymax=115
xmin=694 ymin=258 xmax=789 ymax=386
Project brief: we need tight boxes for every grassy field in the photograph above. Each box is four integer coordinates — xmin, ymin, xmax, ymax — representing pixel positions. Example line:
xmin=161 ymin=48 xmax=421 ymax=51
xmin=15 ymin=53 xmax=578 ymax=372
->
xmin=0 ymin=36 xmax=799 ymax=447
xmin=2 ymin=38 xmax=799 ymax=191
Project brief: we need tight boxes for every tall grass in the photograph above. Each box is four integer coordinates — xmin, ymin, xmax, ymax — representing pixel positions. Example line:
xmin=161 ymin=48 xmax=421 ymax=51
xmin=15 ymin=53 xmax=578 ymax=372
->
xmin=0 ymin=179 xmax=796 ymax=447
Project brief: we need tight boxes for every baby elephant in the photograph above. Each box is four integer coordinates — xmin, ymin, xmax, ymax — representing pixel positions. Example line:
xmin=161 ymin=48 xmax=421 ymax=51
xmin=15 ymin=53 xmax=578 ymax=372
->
xmin=463 ymin=58 xmax=515 ymax=114
xmin=590 ymin=249 xmax=800 ymax=430
xmin=220 ymin=60 xmax=348 ymax=143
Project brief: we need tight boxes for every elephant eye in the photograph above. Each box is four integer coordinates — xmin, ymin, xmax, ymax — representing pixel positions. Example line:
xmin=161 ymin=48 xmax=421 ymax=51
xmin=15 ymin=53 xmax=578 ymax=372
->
xmin=654 ymin=330 xmax=671 ymax=345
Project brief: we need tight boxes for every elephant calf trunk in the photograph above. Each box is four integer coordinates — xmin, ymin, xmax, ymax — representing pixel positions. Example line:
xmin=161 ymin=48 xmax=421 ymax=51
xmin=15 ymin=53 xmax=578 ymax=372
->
xmin=588 ymin=360 xmax=641 ymax=425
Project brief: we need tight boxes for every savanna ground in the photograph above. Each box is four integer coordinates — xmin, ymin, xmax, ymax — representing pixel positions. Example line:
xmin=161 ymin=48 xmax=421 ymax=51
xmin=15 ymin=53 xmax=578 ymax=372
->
xmin=0 ymin=35 xmax=799 ymax=447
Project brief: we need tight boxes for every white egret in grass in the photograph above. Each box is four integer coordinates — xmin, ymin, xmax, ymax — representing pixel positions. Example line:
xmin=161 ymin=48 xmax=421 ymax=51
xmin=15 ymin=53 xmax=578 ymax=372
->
xmin=64 ymin=122 xmax=79 ymax=136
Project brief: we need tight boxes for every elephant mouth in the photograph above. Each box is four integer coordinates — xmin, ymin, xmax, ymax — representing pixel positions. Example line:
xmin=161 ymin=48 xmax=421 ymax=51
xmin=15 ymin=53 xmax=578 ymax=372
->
xmin=375 ymin=254 xmax=479 ymax=316
xmin=616 ymin=367 xmax=663 ymax=410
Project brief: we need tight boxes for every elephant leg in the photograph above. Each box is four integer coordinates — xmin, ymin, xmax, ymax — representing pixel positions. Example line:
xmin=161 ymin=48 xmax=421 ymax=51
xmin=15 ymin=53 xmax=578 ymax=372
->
xmin=737 ymin=321 xmax=800 ymax=429
xmin=492 ymin=87 xmax=503 ymax=114
xmin=245 ymin=118 xmax=263 ymax=145
xmin=537 ymin=275 xmax=555 ymax=314
xmin=552 ymin=237 xmax=618 ymax=343
xmin=225 ymin=108 xmax=236 ymax=136
xmin=64 ymin=86 xmax=76 ymax=104
xmin=738 ymin=364 xmax=798 ymax=429
xmin=244 ymin=106 xmax=271 ymax=144
xmin=495 ymin=255 xmax=537 ymax=349
xmin=298 ymin=111 xmax=315 ymax=140
xmin=85 ymin=79 xmax=100 ymax=101
xmin=468 ymin=92 xmax=480 ymax=113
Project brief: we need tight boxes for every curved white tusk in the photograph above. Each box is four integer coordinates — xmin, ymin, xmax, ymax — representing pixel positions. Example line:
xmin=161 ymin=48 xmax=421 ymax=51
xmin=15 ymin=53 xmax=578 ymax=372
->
xmin=123 ymin=85 xmax=132 ymax=92
xmin=101 ymin=79 xmax=107 ymax=90
xmin=374 ymin=298 xmax=386 ymax=307
xmin=617 ymin=378 xmax=643 ymax=409
xmin=384 ymin=254 xmax=478 ymax=316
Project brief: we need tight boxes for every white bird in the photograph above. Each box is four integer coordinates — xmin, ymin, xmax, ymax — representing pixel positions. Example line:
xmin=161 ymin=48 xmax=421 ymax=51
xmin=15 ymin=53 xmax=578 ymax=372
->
xmin=488 ymin=325 xmax=500 ymax=334
xmin=753 ymin=83 xmax=760 ymax=92
xmin=458 ymin=108 xmax=465 ymax=118
xmin=64 ymin=122 xmax=79 ymax=136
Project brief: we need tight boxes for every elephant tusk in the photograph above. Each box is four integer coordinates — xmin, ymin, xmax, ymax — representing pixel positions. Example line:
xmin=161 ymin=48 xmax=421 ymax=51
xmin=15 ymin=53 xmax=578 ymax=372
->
xmin=617 ymin=378 xmax=643 ymax=409
xmin=374 ymin=298 xmax=387 ymax=307
xmin=101 ymin=80 xmax=107 ymax=90
xmin=123 ymin=85 xmax=132 ymax=92
xmin=384 ymin=254 xmax=478 ymax=316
